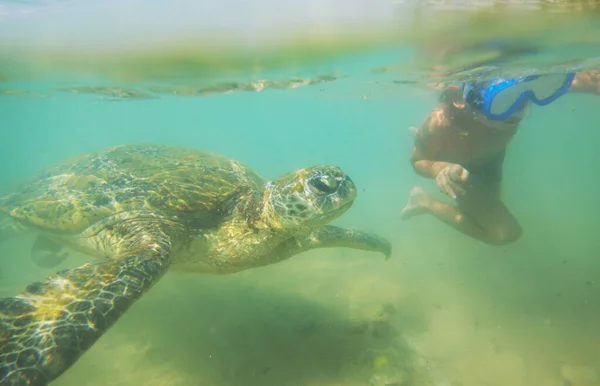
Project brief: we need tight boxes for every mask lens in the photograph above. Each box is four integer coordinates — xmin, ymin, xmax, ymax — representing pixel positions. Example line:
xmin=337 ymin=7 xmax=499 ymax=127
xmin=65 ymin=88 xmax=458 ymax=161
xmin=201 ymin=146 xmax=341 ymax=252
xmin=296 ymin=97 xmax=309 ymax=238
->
xmin=522 ymin=74 xmax=572 ymax=101
xmin=488 ymin=81 xmax=527 ymax=116
xmin=488 ymin=73 xmax=573 ymax=117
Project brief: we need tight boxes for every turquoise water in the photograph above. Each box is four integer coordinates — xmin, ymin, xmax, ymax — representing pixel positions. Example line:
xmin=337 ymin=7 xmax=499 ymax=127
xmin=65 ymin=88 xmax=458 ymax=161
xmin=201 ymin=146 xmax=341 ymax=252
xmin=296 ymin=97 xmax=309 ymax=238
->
xmin=2 ymin=2 xmax=600 ymax=386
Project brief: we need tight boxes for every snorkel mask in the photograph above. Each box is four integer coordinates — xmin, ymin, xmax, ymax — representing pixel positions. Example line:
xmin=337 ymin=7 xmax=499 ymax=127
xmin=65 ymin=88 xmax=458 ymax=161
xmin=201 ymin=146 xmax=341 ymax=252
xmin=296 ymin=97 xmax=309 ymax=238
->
xmin=462 ymin=72 xmax=575 ymax=121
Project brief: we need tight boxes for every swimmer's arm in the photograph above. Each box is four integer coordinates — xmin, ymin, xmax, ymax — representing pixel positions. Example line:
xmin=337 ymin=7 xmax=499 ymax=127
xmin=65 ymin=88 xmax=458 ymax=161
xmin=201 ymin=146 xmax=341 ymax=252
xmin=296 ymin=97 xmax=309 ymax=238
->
xmin=412 ymin=157 xmax=454 ymax=179
xmin=569 ymin=71 xmax=600 ymax=95
xmin=409 ymin=115 xmax=454 ymax=179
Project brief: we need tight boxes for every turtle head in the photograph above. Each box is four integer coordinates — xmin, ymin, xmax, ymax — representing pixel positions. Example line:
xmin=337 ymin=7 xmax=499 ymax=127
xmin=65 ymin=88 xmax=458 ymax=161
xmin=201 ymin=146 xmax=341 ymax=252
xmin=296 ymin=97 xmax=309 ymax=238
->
xmin=262 ymin=165 xmax=357 ymax=231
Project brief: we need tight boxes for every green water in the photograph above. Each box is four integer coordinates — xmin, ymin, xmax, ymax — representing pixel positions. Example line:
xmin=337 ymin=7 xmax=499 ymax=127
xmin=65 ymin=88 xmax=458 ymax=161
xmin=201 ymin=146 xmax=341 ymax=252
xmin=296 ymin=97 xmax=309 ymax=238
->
xmin=1 ymin=2 xmax=600 ymax=386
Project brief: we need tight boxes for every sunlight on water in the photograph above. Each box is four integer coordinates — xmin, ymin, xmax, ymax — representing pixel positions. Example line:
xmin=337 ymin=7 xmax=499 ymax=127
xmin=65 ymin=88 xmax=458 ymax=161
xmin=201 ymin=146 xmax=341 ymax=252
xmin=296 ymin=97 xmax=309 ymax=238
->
xmin=1 ymin=1 xmax=600 ymax=386
xmin=1 ymin=0 xmax=600 ymax=88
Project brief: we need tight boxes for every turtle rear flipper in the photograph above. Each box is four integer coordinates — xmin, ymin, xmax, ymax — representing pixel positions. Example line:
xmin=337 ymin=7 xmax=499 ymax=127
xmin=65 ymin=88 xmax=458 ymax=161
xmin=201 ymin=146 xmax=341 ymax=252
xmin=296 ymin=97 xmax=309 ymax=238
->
xmin=0 ymin=215 xmax=178 ymax=386
xmin=31 ymin=234 xmax=69 ymax=268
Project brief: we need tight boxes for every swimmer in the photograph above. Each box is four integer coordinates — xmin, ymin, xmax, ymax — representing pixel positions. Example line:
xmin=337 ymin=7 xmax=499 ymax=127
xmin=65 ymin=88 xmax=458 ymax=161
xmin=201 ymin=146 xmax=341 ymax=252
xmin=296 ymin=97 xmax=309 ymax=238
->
xmin=400 ymin=72 xmax=576 ymax=245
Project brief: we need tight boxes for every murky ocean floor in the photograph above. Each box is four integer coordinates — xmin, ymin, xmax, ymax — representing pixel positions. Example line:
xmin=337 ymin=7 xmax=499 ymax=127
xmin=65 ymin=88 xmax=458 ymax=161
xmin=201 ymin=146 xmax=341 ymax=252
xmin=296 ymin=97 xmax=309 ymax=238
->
xmin=1 ymin=203 xmax=598 ymax=386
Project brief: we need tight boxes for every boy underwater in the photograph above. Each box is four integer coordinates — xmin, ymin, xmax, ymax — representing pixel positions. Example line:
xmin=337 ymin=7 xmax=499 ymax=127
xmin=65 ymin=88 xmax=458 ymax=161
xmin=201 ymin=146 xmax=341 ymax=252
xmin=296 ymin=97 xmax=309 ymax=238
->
xmin=400 ymin=71 xmax=599 ymax=245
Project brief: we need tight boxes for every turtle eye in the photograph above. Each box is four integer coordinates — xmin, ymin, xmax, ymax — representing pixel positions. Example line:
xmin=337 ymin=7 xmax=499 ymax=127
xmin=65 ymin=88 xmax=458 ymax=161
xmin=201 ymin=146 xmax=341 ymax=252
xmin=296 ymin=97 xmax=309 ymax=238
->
xmin=308 ymin=175 xmax=339 ymax=194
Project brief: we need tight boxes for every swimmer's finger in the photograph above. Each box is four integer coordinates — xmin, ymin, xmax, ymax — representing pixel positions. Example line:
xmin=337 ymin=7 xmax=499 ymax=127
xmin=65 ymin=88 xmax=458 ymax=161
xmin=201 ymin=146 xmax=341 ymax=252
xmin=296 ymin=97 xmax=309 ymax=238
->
xmin=437 ymin=179 xmax=448 ymax=197
xmin=459 ymin=168 xmax=469 ymax=182
xmin=441 ymin=179 xmax=457 ymax=199
xmin=446 ymin=180 xmax=462 ymax=198
xmin=451 ymin=181 xmax=466 ymax=196
xmin=450 ymin=165 xmax=469 ymax=182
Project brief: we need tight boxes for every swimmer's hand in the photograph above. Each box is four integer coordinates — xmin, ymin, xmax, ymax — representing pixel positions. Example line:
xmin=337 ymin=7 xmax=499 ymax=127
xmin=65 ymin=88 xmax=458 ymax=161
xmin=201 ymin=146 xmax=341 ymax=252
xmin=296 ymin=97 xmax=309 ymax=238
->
xmin=436 ymin=164 xmax=469 ymax=199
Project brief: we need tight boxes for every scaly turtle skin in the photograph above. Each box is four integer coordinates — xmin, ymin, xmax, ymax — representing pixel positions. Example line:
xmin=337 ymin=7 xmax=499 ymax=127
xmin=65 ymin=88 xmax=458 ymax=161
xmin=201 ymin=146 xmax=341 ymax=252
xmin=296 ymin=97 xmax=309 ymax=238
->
xmin=0 ymin=144 xmax=391 ymax=386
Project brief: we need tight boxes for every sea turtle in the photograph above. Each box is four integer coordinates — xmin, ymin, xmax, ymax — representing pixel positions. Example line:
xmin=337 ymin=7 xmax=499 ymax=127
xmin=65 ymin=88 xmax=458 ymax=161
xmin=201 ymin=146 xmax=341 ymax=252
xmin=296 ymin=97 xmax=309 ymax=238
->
xmin=0 ymin=144 xmax=391 ymax=386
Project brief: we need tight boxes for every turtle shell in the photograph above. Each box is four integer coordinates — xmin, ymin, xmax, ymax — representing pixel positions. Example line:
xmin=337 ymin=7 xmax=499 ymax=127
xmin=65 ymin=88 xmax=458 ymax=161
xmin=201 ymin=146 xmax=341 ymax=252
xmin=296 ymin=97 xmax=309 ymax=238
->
xmin=0 ymin=144 xmax=264 ymax=233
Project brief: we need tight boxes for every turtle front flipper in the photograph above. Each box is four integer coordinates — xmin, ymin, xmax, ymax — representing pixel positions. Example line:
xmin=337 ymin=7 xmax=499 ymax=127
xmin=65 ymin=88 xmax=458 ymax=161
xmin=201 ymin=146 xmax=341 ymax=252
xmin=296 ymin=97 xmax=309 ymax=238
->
xmin=280 ymin=225 xmax=392 ymax=260
xmin=0 ymin=218 xmax=178 ymax=386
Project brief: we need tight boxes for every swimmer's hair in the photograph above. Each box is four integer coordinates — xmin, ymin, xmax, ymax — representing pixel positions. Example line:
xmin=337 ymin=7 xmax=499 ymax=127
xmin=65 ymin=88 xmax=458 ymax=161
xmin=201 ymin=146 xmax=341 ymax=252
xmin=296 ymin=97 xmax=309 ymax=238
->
xmin=439 ymin=84 xmax=469 ymax=114
xmin=439 ymin=85 xmax=464 ymax=105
